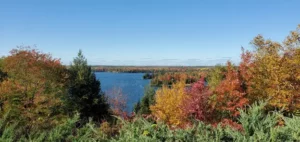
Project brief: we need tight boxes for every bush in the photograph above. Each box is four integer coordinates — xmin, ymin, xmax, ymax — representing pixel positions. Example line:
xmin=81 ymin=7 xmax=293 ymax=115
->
xmin=0 ymin=101 xmax=300 ymax=141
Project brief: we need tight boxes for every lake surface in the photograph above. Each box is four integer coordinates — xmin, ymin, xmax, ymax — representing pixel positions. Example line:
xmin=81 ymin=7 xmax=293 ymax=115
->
xmin=95 ymin=72 xmax=151 ymax=112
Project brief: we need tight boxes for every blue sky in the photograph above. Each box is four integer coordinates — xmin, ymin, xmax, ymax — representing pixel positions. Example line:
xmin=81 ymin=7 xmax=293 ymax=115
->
xmin=0 ymin=0 xmax=299 ymax=66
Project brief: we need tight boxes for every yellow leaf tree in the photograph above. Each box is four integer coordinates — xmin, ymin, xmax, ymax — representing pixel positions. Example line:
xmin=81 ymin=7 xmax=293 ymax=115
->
xmin=150 ymin=81 xmax=187 ymax=127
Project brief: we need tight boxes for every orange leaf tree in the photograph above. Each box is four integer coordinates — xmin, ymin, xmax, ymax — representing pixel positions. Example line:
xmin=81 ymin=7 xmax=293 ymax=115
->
xmin=0 ymin=47 xmax=68 ymax=129
xmin=213 ymin=62 xmax=248 ymax=118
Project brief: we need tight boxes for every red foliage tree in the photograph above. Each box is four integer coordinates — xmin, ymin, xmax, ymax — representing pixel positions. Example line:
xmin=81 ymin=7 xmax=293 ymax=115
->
xmin=213 ymin=62 xmax=248 ymax=117
xmin=182 ymin=77 xmax=214 ymax=123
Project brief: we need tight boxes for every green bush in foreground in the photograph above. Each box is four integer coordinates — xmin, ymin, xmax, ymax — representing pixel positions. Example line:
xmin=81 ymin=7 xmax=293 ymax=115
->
xmin=1 ymin=101 xmax=300 ymax=141
xmin=118 ymin=102 xmax=300 ymax=142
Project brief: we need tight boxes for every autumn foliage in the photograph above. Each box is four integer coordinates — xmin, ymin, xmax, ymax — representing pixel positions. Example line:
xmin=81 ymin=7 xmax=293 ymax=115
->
xmin=150 ymin=81 xmax=188 ymax=127
xmin=1 ymin=25 xmax=300 ymax=141
xmin=149 ymin=25 xmax=300 ymax=127
xmin=107 ymin=87 xmax=129 ymax=119
xmin=151 ymin=71 xmax=207 ymax=87
xmin=0 ymin=47 xmax=68 ymax=129
xmin=213 ymin=62 xmax=248 ymax=117
xmin=239 ymin=25 xmax=300 ymax=113
xmin=182 ymin=77 xmax=213 ymax=123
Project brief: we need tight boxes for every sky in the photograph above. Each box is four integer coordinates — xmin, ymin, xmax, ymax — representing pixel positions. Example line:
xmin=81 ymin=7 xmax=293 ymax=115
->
xmin=0 ymin=0 xmax=299 ymax=66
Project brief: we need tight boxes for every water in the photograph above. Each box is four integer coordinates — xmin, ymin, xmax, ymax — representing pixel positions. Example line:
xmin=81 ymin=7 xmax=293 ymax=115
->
xmin=95 ymin=72 xmax=151 ymax=112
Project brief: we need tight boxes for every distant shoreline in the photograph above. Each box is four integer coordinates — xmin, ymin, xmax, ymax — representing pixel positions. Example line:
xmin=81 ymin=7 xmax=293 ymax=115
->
xmin=91 ymin=66 xmax=213 ymax=73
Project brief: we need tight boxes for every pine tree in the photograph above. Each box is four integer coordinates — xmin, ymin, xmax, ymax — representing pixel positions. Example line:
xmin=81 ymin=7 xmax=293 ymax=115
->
xmin=0 ymin=57 xmax=6 ymax=82
xmin=134 ymin=85 xmax=155 ymax=115
xmin=133 ymin=101 xmax=141 ymax=114
xmin=67 ymin=50 xmax=110 ymax=122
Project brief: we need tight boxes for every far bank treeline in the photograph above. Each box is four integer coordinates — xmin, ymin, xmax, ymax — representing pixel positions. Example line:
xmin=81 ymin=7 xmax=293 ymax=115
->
xmin=0 ymin=25 xmax=300 ymax=141
xmin=91 ymin=65 xmax=212 ymax=73
xmin=92 ymin=66 xmax=212 ymax=87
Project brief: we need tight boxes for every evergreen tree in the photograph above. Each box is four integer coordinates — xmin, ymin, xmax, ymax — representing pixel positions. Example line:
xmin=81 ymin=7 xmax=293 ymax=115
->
xmin=134 ymin=85 xmax=155 ymax=115
xmin=67 ymin=50 xmax=110 ymax=122
xmin=133 ymin=101 xmax=141 ymax=114
xmin=0 ymin=57 xmax=6 ymax=82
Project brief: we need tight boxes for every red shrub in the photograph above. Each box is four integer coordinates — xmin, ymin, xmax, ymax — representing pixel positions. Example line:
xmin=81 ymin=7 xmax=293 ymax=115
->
xmin=212 ymin=119 xmax=243 ymax=131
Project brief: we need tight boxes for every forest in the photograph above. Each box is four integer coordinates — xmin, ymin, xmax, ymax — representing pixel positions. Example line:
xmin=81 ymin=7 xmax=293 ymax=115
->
xmin=92 ymin=66 xmax=208 ymax=73
xmin=0 ymin=25 xmax=300 ymax=141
